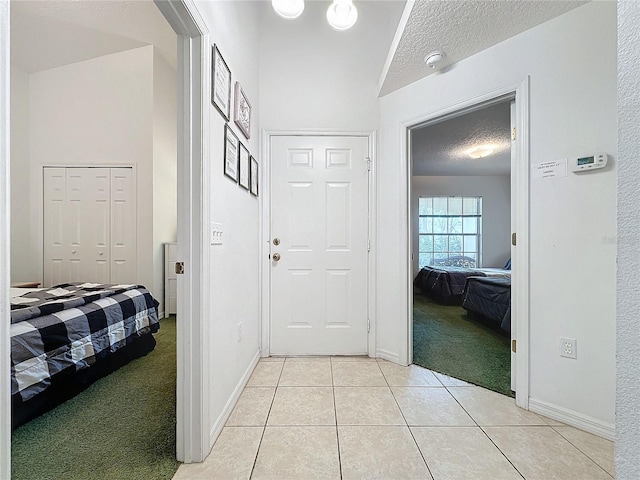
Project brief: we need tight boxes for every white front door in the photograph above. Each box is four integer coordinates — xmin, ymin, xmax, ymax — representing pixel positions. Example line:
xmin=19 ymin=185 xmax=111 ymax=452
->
xmin=270 ymin=135 xmax=370 ymax=355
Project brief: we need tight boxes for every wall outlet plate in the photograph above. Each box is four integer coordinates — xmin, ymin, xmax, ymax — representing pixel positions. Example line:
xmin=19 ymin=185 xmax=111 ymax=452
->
xmin=560 ymin=337 xmax=577 ymax=359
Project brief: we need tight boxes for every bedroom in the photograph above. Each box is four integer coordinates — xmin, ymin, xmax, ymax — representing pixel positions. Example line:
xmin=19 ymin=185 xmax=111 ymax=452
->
xmin=410 ymin=99 xmax=513 ymax=396
xmin=2 ymin=0 xmax=638 ymax=478
xmin=8 ymin=0 xmax=180 ymax=475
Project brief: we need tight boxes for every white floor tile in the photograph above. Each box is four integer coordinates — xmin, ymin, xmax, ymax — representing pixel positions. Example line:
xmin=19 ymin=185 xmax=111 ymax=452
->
xmin=267 ymin=387 xmax=335 ymax=426
xmin=553 ymin=425 xmax=615 ymax=477
xmin=392 ymin=387 xmax=475 ymax=426
xmin=334 ymin=387 xmax=405 ymax=425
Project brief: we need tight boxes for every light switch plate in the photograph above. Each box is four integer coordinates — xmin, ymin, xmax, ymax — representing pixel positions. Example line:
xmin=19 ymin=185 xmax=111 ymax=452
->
xmin=211 ymin=222 xmax=223 ymax=245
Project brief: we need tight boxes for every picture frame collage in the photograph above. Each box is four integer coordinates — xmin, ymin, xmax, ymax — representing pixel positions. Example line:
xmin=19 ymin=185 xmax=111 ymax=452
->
xmin=213 ymin=44 xmax=258 ymax=197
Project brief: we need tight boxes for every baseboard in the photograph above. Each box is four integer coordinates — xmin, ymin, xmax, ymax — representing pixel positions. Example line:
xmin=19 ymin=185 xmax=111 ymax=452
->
xmin=376 ymin=349 xmax=402 ymax=365
xmin=158 ymin=308 xmax=165 ymax=319
xmin=528 ymin=398 xmax=615 ymax=441
xmin=208 ymin=350 xmax=261 ymax=449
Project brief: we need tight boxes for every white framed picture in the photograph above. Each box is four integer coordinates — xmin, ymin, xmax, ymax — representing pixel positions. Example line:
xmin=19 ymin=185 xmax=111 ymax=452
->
xmin=224 ymin=124 xmax=239 ymax=182
xmin=239 ymin=143 xmax=250 ymax=190
xmin=250 ymin=156 xmax=258 ymax=197
xmin=234 ymin=82 xmax=251 ymax=139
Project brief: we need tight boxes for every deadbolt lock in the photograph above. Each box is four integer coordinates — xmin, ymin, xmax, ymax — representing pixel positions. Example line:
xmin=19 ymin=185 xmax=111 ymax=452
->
xmin=273 ymin=253 xmax=281 ymax=262
xmin=273 ymin=238 xmax=280 ymax=246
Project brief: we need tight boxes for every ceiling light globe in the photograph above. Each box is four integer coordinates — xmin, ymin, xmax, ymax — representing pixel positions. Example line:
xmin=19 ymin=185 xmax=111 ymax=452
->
xmin=272 ymin=0 xmax=305 ymax=19
xmin=326 ymin=0 xmax=358 ymax=31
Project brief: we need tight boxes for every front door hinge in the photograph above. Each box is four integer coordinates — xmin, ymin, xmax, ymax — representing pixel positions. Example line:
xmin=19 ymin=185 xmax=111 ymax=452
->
xmin=367 ymin=238 xmax=371 ymax=252
xmin=511 ymin=127 xmax=517 ymax=141
xmin=367 ymin=318 xmax=370 ymax=332
xmin=175 ymin=262 xmax=185 ymax=275
xmin=512 ymin=339 xmax=517 ymax=353
xmin=366 ymin=157 xmax=371 ymax=172
xmin=511 ymin=232 xmax=516 ymax=246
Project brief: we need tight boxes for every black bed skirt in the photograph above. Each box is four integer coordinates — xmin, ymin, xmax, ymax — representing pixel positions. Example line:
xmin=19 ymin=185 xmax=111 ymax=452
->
xmin=11 ymin=333 xmax=157 ymax=430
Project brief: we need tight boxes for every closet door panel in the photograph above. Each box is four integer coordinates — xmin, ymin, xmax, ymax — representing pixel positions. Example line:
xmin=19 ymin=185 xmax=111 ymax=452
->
xmin=110 ymin=168 xmax=136 ymax=284
xmin=43 ymin=168 xmax=67 ymax=287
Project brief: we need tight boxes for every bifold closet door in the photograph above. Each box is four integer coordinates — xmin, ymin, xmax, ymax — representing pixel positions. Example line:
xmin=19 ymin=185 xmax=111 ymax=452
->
xmin=43 ymin=167 xmax=136 ymax=287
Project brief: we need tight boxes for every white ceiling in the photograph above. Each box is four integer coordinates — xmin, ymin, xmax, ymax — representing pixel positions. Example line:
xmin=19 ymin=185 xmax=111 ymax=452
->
xmin=10 ymin=0 xmax=176 ymax=73
xmin=379 ymin=0 xmax=588 ymax=96
xmin=411 ymin=100 xmax=511 ymax=176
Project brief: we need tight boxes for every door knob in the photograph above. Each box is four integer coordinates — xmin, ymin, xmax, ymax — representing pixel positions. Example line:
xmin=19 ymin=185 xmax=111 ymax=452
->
xmin=273 ymin=238 xmax=280 ymax=246
xmin=273 ymin=253 xmax=281 ymax=261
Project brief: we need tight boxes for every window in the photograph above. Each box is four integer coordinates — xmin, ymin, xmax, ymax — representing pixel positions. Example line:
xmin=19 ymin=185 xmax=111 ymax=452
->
xmin=418 ymin=196 xmax=482 ymax=268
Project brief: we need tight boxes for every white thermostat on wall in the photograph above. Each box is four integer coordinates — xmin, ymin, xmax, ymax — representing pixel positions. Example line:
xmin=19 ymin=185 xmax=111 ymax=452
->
xmin=570 ymin=152 xmax=608 ymax=172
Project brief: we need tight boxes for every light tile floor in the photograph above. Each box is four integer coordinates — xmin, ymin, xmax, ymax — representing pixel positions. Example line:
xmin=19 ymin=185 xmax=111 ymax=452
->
xmin=173 ymin=358 xmax=615 ymax=480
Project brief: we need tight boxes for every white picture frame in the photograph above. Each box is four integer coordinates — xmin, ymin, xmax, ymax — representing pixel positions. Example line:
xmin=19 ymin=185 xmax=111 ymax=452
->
xmin=239 ymin=143 xmax=250 ymax=190
xmin=224 ymin=124 xmax=239 ymax=182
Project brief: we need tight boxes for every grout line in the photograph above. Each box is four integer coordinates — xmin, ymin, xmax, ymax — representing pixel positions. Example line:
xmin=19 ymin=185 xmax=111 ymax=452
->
xmin=550 ymin=426 xmax=615 ymax=479
xmin=248 ymin=356 xmax=287 ymax=479
xmin=477 ymin=426 xmax=526 ymax=479
xmin=330 ymin=355 xmax=344 ymax=479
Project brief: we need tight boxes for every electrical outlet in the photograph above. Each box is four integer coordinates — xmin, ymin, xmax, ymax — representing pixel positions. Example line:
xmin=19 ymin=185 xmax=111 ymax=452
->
xmin=237 ymin=322 xmax=242 ymax=343
xmin=560 ymin=337 xmax=577 ymax=359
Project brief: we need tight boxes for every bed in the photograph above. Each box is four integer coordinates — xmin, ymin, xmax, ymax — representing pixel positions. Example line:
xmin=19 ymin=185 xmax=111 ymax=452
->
xmin=10 ymin=282 xmax=160 ymax=429
xmin=414 ymin=265 xmax=510 ymax=304
xmin=462 ymin=276 xmax=511 ymax=333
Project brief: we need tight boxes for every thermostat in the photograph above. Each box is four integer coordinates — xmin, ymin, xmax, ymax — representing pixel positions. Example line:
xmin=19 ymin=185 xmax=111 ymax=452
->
xmin=571 ymin=153 xmax=608 ymax=172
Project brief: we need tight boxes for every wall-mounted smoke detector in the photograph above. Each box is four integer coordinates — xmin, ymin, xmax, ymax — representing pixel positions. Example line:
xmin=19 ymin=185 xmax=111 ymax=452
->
xmin=425 ymin=51 xmax=444 ymax=69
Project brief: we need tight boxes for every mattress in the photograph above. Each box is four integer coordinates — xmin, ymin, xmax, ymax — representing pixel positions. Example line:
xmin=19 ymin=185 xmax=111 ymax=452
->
xmin=10 ymin=283 xmax=160 ymax=427
xmin=462 ymin=276 xmax=511 ymax=332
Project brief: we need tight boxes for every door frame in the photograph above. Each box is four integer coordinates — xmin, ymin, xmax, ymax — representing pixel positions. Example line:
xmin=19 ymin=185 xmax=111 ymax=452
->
xmin=154 ymin=0 xmax=211 ymax=463
xmin=1 ymin=1 xmax=11 ymax=476
xmin=261 ymin=130 xmax=377 ymax=358
xmin=402 ymin=79 xmax=530 ymax=408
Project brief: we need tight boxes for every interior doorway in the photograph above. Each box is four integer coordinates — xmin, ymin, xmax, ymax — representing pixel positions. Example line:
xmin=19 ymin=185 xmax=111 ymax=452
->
xmin=404 ymin=82 xmax=530 ymax=408
xmin=409 ymin=99 xmax=513 ymax=396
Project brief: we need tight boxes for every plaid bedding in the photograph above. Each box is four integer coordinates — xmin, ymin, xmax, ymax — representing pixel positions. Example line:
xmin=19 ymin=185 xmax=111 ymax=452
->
xmin=10 ymin=283 xmax=160 ymax=402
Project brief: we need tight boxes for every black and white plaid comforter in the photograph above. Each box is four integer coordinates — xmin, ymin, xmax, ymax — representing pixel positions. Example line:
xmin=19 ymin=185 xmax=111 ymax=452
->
xmin=10 ymin=283 xmax=160 ymax=402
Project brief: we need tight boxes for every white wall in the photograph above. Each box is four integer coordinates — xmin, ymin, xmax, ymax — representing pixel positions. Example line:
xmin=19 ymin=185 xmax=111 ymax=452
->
xmin=152 ymin=49 xmax=178 ymax=311
xmin=258 ymin=1 xmax=401 ymax=131
xmin=192 ymin=0 xmax=262 ymax=447
xmin=411 ymin=175 xmax=510 ymax=277
xmin=379 ymin=1 xmax=617 ymax=434
xmin=616 ymin=2 xmax=640 ymax=477
xmin=27 ymin=46 xmax=176 ymax=307
xmin=9 ymin=66 xmax=36 ymax=282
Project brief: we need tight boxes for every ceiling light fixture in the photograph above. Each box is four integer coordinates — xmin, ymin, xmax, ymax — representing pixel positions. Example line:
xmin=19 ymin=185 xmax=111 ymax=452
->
xmin=271 ymin=0 xmax=305 ymax=19
xmin=467 ymin=145 xmax=496 ymax=159
xmin=424 ymin=51 xmax=444 ymax=69
xmin=326 ymin=0 xmax=358 ymax=30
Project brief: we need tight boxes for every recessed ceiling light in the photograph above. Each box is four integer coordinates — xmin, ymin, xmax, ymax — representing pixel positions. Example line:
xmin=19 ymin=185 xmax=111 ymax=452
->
xmin=272 ymin=0 xmax=305 ymax=19
xmin=467 ymin=145 xmax=496 ymax=159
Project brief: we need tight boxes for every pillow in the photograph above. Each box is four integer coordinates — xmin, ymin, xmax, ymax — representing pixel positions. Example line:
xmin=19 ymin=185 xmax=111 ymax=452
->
xmin=504 ymin=258 xmax=511 ymax=270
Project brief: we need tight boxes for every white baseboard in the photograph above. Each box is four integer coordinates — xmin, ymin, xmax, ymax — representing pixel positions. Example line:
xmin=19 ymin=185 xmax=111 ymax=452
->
xmin=208 ymin=350 xmax=261 ymax=448
xmin=528 ymin=398 xmax=615 ymax=441
xmin=376 ymin=349 xmax=402 ymax=365
xmin=158 ymin=308 xmax=165 ymax=319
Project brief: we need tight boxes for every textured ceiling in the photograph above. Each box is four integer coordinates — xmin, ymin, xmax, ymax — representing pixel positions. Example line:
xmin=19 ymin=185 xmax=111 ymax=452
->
xmin=412 ymin=100 xmax=511 ymax=176
xmin=380 ymin=0 xmax=588 ymax=96
xmin=10 ymin=0 xmax=176 ymax=73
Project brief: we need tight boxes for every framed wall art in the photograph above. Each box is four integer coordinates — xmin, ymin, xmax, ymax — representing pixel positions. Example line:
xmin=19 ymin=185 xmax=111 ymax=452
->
xmin=250 ymin=155 xmax=259 ymax=197
xmin=224 ymin=124 xmax=239 ymax=182
xmin=212 ymin=45 xmax=231 ymax=120
xmin=239 ymin=143 xmax=250 ymax=190
xmin=234 ymin=82 xmax=251 ymax=139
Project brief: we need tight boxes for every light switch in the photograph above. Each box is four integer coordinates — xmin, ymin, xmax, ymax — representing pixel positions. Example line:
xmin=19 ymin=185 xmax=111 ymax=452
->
xmin=211 ymin=222 xmax=223 ymax=245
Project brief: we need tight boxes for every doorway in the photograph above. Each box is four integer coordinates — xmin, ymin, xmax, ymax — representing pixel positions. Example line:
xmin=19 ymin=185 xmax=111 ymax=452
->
xmin=410 ymin=99 xmax=513 ymax=396
xmin=404 ymin=82 xmax=530 ymax=408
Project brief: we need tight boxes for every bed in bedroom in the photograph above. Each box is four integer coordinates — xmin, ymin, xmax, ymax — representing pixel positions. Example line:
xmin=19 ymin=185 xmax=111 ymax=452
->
xmin=10 ymin=282 xmax=160 ymax=429
xmin=462 ymin=276 xmax=512 ymax=333
xmin=414 ymin=264 xmax=510 ymax=304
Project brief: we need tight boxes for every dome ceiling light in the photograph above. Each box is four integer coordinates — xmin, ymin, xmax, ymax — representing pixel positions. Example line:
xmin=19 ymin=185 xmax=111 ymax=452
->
xmin=271 ymin=0 xmax=305 ymax=20
xmin=467 ymin=144 xmax=497 ymax=159
xmin=424 ymin=51 xmax=444 ymax=70
xmin=271 ymin=0 xmax=359 ymax=31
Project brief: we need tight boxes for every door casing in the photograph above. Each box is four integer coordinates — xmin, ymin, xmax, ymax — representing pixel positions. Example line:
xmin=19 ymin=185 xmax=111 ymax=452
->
xmin=261 ymin=130 xmax=377 ymax=358
xmin=402 ymin=79 xmax=530 ymax=408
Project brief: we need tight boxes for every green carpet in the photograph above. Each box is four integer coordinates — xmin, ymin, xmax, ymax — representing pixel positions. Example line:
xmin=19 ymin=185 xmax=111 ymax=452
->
xmin=11 ymin=317 xmax=180 ymax=480
xmin=413 ymin=293 xmax=513 ymax=397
